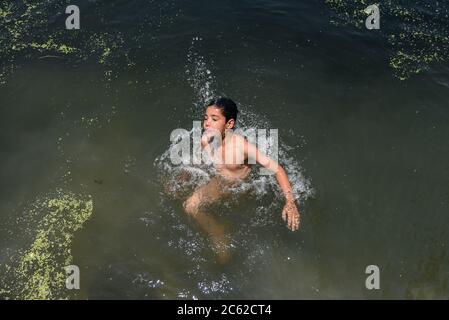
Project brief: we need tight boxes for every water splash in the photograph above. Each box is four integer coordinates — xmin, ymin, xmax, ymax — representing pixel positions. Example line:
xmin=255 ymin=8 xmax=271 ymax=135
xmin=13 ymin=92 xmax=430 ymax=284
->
xmin=186 ymin=37 xmax=217 ymax=108
xmin=159 ymin=38 xmax=313 ymax=203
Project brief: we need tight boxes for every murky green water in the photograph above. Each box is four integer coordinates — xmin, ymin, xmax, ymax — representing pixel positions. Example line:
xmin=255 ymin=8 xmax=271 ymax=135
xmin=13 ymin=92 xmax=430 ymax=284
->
xmin=1 ymin=0 xmax=448 ymax=299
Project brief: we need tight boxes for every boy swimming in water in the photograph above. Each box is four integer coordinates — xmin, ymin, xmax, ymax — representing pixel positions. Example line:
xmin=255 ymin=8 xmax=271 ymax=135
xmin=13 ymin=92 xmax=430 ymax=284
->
xmin=183 ymin=97 xmax=301 ymax=261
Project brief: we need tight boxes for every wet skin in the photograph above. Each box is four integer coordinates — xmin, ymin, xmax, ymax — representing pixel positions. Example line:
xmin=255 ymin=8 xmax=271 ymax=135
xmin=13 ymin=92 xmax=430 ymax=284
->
xmin=183 ymin=106 xmax=301 ymax=262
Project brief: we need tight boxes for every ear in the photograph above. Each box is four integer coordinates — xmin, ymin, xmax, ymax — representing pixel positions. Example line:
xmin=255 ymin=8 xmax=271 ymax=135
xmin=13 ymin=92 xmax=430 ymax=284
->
xmin=226 ymin=119 xmax=235 ymax=129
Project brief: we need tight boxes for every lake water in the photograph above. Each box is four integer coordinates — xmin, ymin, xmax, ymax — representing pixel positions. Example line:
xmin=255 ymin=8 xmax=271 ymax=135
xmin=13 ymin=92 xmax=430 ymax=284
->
xmin=1 ymin=0 xmax=448 ymax=299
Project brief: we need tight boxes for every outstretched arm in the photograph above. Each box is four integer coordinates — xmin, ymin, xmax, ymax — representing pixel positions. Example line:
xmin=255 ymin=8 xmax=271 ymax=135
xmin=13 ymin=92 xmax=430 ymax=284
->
xmin=245 ymin=140 xmax=301 ymax=231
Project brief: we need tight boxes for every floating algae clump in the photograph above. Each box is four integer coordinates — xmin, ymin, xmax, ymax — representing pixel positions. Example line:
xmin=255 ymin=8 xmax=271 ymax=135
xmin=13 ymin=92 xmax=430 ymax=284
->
xmin=0 ymin=191 xmax=93 ymax=300
xmin=325 ymin=0 xmax=449 ymax=80
xmin=0 ymin=0 xmax=128 ymax=84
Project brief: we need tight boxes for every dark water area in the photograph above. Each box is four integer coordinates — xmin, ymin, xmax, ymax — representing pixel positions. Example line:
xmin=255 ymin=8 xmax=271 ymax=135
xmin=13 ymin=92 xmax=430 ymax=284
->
xmin=1 ymin=0 xmax=448 ymax=299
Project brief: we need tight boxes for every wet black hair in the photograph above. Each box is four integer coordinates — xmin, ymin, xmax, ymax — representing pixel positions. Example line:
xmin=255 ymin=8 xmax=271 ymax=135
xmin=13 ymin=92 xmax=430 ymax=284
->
xmin=206 ymin=97 xmax=238 ymax=123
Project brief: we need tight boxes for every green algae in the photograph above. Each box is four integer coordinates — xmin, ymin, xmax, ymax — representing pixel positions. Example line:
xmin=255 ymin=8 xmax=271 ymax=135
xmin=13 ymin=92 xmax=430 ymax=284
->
xmin=0 ymin=0 xmax=128 ymax=85
xmin=28 ymin=39 xmax=77 ymax=54
xmin=0 ymin=190 xmax=93 ymax=300
xmin=325 ymin=0 xmax=449 ymax=80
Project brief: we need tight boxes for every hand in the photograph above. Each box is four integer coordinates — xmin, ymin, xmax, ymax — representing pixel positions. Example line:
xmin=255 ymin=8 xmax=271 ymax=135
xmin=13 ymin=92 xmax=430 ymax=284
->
xmin=282 ymin=200 xmax=300 ymax=231
xmin=201 ymin=130 xmax=215 ymax=147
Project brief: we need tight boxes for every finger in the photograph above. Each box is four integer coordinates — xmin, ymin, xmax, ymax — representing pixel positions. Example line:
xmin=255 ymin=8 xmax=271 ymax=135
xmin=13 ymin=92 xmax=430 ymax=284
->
xmin=291 ymin=215 xmax=298 ymax=231
xmin=282 ymin=209 xmax=287 ymax=221
xmin=288 ymin=214 xmax=293 ymax=230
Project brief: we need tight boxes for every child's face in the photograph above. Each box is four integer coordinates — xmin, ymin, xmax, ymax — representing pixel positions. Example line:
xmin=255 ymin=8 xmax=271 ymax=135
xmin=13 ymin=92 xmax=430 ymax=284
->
xmin=203 ymin=106 xmax=234 ymax=134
